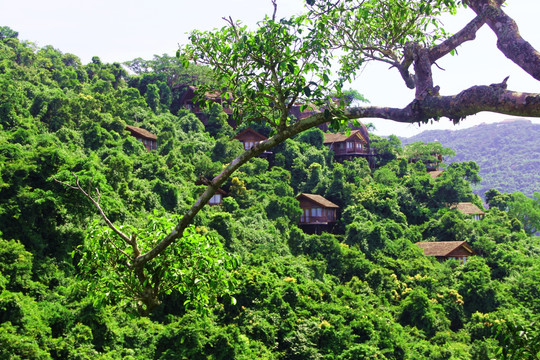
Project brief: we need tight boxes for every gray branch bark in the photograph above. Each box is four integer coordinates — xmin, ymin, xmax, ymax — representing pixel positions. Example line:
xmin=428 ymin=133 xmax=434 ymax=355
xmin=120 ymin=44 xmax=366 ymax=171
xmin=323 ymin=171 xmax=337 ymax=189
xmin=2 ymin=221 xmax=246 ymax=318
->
xmin=465 ymin=0 xmax=540 ymax=81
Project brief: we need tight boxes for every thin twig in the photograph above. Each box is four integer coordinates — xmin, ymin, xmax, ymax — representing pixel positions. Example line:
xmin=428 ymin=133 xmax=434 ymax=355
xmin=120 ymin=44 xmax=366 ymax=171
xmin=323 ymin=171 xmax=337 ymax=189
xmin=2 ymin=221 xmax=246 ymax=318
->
xmin=105 ymin=237 xmax=133 ymax=263
xmin=54 ymin=173 xmax=132 ymax=245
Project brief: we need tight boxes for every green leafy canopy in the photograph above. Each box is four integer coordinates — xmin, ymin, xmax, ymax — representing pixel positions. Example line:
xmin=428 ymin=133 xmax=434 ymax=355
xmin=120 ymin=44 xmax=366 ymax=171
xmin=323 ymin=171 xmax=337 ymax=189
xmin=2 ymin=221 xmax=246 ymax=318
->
xmin=181 ymin=14 xmax=347 ymax=129
xmin=76 ymin=211 xmax=238 ymax=315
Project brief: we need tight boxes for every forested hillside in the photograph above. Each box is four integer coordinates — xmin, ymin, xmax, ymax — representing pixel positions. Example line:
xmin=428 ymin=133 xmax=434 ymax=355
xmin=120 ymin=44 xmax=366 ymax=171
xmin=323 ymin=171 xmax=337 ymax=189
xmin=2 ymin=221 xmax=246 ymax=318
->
xmin=402 ymin=120 xmax=540 ymax=198
xmin=1 ymin=26 xmax=540 ymax=360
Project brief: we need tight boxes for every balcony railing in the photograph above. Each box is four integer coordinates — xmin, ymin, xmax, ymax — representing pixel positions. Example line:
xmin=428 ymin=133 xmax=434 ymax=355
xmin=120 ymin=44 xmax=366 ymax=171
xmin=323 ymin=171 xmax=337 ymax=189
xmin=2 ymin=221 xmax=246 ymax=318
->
xmin=300 ymin=215 xmax=336 ymax=224
xmin=332 ymin=148 xmax=376 ymax=156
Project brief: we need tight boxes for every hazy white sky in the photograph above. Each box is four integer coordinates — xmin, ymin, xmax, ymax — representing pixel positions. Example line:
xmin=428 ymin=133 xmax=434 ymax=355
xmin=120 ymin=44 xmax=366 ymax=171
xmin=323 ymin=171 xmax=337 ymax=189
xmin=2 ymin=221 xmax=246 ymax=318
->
xmin=1 ymin=0 xmax=539 ymax=137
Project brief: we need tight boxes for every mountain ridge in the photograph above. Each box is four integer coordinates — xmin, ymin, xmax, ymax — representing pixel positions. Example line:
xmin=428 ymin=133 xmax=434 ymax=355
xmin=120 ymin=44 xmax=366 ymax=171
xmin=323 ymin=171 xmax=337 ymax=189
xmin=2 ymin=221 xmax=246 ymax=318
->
xmin=401 ymin=119 xmax=540 ymax=197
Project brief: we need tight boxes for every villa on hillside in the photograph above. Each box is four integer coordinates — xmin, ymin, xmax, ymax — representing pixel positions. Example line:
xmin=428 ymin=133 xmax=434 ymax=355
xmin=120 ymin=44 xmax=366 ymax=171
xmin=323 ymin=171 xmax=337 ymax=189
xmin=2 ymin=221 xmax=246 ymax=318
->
xmin=408 ymin=152 xmax=443 ymax=171
xmin=450 ymin=202 xmax=485 ymax=221
xmin=178 ymin=85 xmax=234 ymax=126
xmin=416 ymin=241 xmax=476 ymax=264
xmin=233 ymin=128 xmax=273 ymax=159
xmin=323 ymin=125 xmax=375 ymax=166
xmin=297 ymin=193 xmax=339 ymax=234
xmin=125 ymin=125 xmax=157 ymax=151
xmin=208 ymin=188 xmax=227 ymax=205
xmin=289 ymin=103 xmax=320 ymax=120
xmin=234 ymin=128 xmax=267 ymax=150
xmin=195 ymin=178 xmax=227 ymax=206
xmin=428 ymin=170 xmax=444 ymax=179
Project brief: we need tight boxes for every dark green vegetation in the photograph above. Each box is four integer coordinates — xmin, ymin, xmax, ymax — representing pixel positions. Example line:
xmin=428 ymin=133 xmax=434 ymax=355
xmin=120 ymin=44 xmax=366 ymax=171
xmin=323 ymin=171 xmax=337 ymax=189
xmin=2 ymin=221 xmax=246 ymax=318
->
xmin=402 ymin=119 xmax=540 ymax=198
xmin=1 ymin=26 xmax=540 ymax=359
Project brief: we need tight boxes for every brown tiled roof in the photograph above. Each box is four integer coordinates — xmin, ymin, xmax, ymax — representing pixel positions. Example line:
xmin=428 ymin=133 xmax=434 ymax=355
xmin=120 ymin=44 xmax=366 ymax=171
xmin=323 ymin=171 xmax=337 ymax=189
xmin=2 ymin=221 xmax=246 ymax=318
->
xmin=184 ymin=85 xmax=230 ymax=102
xmin=126 ymin=125 xmax=157 ymax=140
xmin=450 ymin=202 xmax=485 ymax=215
xmin=297 ymin=193 xmax=339 ymax=208
xmin=289 ymin=103 xmax=320 ymax=120
xmin=323 ymin=129 xmax=367 ymax=145
xmin=428 ymin=170 xmax=444 ymax=179
xmin=233 ymin=128 xmax=268 ymax=141
xmin=416 ymin=241 xmax=474 ymax=257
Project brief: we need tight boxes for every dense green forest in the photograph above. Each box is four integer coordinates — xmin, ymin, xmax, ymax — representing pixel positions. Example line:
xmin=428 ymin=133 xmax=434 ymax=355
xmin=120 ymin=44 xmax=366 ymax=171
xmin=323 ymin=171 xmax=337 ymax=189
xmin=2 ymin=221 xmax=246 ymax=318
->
xmin=1 ymin=25 xmax=540 ymax=360
xmin=402 ymin=120 xmax=540 ymax=198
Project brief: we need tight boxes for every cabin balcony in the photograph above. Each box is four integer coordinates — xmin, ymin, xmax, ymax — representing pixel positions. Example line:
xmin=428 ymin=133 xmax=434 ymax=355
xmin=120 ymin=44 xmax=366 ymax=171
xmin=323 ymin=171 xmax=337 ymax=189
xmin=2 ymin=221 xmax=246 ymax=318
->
xmin=332 ymin=148 xmax=375 ymax=156
xmin=299 ymin=215 xmax=336 ymax=224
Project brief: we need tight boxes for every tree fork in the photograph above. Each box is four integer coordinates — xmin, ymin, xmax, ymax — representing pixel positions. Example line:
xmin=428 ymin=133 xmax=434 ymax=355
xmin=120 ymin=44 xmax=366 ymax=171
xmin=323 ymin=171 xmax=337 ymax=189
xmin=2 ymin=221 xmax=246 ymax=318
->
xmin=465 ymin=0 xmax=540 ymax=81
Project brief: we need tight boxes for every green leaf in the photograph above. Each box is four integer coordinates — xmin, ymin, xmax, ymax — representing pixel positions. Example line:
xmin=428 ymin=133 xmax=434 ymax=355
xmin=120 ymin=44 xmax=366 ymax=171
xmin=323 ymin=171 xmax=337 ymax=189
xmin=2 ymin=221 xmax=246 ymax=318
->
xmin=324 ymin=108 xmax=331 ymax=119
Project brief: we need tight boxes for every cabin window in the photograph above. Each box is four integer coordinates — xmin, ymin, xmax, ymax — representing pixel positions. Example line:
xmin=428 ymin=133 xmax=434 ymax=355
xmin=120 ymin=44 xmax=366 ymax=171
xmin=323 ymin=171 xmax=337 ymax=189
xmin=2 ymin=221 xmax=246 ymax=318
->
xmin=327 ymin=209 xmax=335 ymax=221
xmin=311 ymin=208 xmax=322 ymax=217
xmin=243 ymin=141 xmax=261 ymax=150
xmin=356 ymin=143 xmax=362 ymax=150
xmin=209 ymin=194 xmax=222 ymax=205
xmin=449 ymin=256 xmax=467 ymax=264
xmin=347 ymin=142 xmax=354 ymax=149
xmin=302 ymin=209 xmax=310 ymax=222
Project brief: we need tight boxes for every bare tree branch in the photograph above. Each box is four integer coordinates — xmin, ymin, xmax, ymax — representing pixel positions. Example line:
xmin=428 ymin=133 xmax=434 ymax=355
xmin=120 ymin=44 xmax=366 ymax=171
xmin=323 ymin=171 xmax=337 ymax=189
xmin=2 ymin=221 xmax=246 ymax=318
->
xmin=54 ymin=174 xmax=133 ymax=246
xmin=413 ymin=44 xmax=435 ymax=99
xmin=346 ymin=83 xmax=540 ymax=123
xmin=465 ymin=0 xmax=540 ymax=81
xmin=105 ymin=237 xmax=133 ymax=262
xmin=429 ymin=15 xmax=486 ymax=63
xmin=393 ymin=15 xmax=486 ymax=92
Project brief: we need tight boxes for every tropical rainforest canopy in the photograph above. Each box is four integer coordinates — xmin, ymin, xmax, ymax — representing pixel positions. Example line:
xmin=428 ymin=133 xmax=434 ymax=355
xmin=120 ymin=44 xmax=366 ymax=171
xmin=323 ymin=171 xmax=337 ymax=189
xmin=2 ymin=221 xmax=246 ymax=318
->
xmin=0 ymin=0 xmax=539 ymax=358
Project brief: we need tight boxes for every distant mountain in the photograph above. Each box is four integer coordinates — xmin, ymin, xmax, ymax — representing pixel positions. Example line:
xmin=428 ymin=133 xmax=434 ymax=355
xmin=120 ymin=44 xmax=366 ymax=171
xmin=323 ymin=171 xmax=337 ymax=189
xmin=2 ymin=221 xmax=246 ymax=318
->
xmin=401 ymin=119 xmax=540 ymax=198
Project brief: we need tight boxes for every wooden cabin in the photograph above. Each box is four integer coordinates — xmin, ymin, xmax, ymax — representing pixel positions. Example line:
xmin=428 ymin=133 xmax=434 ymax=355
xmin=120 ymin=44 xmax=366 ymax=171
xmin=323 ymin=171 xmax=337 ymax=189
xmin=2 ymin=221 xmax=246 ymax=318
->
xmin=233 ymin=128 xmax=268 ymax=150
xmin=233 ymin=128 xmax=273 ymax=159
xmin=297 ymin=193 xmax=339 ymax=233
xmin=450 ymin=202 xmax=485 ymax=221
xmin=408 ymin=152 xmax=443 ymax=171
xmin=125 ymin=125 xmax=157 ymax=151
xmin=428 ymin=170 xmax=444 ymax=179
xmin=289 ymin=103 xmax=320 ymax=120
xmin=178 ymin=85 xmax=234 ymax=126
xmin=416 ymin=241 xmax=476 ymax=264
xmin=195 ymin=178 xmax=227 ymax=206
xmin=208 ymin=188 xmax=227 ymax=205
xmin=425 ymin=153 xmax=443 ymax=171
xmin=323 ymin=126 xmax=375 ymax=166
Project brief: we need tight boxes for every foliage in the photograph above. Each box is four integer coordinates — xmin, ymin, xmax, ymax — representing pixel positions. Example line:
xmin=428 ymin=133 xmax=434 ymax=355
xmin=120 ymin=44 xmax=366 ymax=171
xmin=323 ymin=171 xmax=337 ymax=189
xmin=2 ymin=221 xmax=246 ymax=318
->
xmin=404 ymin=141 xmax=455 ymax=170
xmin=402 ymin=120 xmax=540 ymax=198
xmin=506 ymin=192 xmax=540 ymax=236
xmin=495 ymin=320 xmax=540 ymax=360
xmin=0 ymin=1 xmax=539 ymax=358
xmin=182 ymin=13 xmax=346 ymax=128
xmin=77 ymin=212 xmax=238 ymax=315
